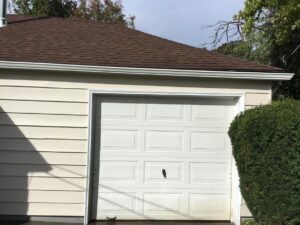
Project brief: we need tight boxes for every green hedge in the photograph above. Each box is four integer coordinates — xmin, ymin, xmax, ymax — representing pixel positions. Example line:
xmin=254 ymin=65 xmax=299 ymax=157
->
xmin=228 ymin=99 xmax=300 ymax=225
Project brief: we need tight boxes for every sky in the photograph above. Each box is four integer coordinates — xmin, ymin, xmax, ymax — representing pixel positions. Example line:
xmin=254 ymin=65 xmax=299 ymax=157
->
xmin=122 ymin=0 xmax=245 ymax=48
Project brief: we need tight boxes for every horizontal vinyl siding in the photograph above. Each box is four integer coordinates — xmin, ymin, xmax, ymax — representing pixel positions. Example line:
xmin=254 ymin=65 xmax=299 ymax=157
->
xmin=0 ymin=86 xmax=88 ymax=103
xmin=0 ymin=84 xmax=89 ymax=216
xmin=0 ymin=203 xmax=84 ymax=216
xmin=0 ymin=72 xmax=272 ymax=217
xmin=0 ymin=190 xmax=85 ymax=203
xmin=0 ymin=177 xmax=85 ymax=191
xmin=0 ymin=138 xmax=87 ymax=152
xmin=0 ymin=113 xmax=87 ymax=127
xmin=0 ymin=151 xmax=86 ymax=165
xmin=0 ymin=100 xmax=88 ymax=115
xmin=0 ymin=164 xmax=85 ymax=177
xmin=0 ymin=126 xmax=87 ymax=139
xmin=245 ymin=93 xmax=271 ymax=106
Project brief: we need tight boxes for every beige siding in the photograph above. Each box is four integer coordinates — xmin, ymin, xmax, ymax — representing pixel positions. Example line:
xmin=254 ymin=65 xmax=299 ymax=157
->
xmin=0 ymin=126 xmax=87 ymax=139
xmin=0 ymin=86 xmax=88 ymax=102
xmin=0 ymin=190 xmax=85 ymax=203
xmin=0 ymin=177 xmax=85 ymax=191
xmin=0 ymin=100 xmax=88 ymax=115
xmin=0 ymin=70 xmax=272 ymax=217
xmin=0 ymin=203 xmax=84 ymax=215
xmin=0 ymin=113 xmax=87 ymax=127
xmin=245 ymin=93 xmax=271 ymax=106
xmin=241 ymin=199 xmax=252 ymax=217
xmin=0 ymin=151 xmax=86 ymax=165
xmin=0 ymin=164 xmax=85 ymax=177
xmin=0 ymin=138 xmax=87 ymax=152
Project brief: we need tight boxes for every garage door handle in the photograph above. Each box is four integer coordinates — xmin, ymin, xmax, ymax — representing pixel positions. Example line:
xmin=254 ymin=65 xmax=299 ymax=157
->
xmin=162 ymin=169 xmax=167 ymax=179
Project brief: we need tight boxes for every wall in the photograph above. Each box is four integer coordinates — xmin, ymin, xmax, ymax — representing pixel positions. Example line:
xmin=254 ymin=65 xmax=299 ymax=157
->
xmin=0 ymin=69 xmax=271 ymax=217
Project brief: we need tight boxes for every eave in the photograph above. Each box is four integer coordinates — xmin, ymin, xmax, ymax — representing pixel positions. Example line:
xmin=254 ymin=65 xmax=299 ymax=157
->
xmin=0 ymin=61 xmax=294 ymax=80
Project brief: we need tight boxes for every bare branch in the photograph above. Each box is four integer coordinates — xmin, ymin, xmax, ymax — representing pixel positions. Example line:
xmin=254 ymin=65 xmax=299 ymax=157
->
xmin=201 ymin=20 xmax=244 ymax=48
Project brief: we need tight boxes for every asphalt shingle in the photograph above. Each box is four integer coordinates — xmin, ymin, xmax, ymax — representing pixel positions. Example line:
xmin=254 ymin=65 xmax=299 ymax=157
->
xmin=0 ymin=15 xmax=282 ymax=73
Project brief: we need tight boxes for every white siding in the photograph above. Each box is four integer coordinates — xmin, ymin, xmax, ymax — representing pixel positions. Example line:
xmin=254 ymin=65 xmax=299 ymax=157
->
xmin=0 ymin=70 xmax=272 ymax=217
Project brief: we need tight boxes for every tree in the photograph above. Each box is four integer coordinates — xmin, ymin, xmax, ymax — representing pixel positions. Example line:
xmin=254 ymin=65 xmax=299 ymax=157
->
xmin=74 ymin=0 xmax=135 ymax=27
xmin=215 ymin=40 xmax=266 ymax=63
xmin=13 ymin=0 xmax=77 ymax=18
xmin=11 ymin=0 xmax=135 ymax=27
xmin=212 ymin=0 xmax=300 ymax=99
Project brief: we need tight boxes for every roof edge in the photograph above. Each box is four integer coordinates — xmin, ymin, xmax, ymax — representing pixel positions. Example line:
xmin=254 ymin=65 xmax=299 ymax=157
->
xmin=0 ymin=61 xmax=293 ymax=81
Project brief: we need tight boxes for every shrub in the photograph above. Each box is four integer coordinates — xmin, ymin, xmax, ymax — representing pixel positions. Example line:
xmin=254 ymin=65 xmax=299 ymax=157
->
xmin=242 ymin=219 xmax=264 ymax=225
xmin=228 ymin=99 xmax=300 ymax=225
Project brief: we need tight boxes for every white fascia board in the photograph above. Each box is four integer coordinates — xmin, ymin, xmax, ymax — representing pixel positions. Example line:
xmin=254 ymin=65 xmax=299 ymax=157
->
xmin=0 ymin=60 xmax=294 ymax=80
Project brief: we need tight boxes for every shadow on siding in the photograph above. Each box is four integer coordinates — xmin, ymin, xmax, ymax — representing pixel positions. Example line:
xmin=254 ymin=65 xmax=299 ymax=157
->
xmin=0 ymin=107 xmax=51 ymax=218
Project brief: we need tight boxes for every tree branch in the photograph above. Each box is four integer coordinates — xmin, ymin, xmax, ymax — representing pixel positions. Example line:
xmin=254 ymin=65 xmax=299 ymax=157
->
xmin=201 ymin=20 xmax=244 ymax=48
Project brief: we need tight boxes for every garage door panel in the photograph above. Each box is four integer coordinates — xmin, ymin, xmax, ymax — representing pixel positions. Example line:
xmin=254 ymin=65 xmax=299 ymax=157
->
xmin=101 ymin=101 xmax=139 ymax=120
xmin=143 ymin=193 xmax=183 ymax=216
xmin=144 ymin=161 xmax=183 ymax=183
xmin=94 ymin=96 xmax=234 ymax=221
xmin=191 ymin=132 xmax=228 ymax=152
xmin=146 ymin=104 xmax=184 ymax=121
xmin=97 ymin=192 xmax=138 ymax=215
xmin=100 ymin=130 xmax=138 ymax=152
xmin=191 ymin=105 xmax=229 ymax=128
xmin=99 ymin=161 xmax=137 ymax=183
xmin=191 ymin=105 xmax=227 ymax=119
xmin=189 ymin=193 xmax=230 ymax=219
xmin=145 ymin=131 xmax=183 ymax=152
xmin=189 ymin=162 xmax=230 ymax=183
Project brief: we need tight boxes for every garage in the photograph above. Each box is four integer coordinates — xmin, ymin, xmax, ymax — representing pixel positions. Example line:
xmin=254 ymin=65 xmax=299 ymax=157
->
xmin=0 ymin=15 xmax=293 ymax=225
xmin=92 ymin=95 xmax=237 ymax=221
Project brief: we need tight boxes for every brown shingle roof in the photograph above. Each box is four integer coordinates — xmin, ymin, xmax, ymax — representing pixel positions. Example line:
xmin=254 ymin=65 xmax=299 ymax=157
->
xmin=0 ymin=15 xmax=282 ymax=72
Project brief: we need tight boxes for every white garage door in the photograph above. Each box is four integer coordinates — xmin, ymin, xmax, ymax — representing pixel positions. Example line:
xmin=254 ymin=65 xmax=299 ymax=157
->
xmin=93 ymin=96 xmax=235 ymax=221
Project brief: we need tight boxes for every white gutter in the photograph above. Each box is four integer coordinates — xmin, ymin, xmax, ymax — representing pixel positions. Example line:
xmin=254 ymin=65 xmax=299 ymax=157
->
xmin=0 ymin=0 xmax=7 ymax=27
xmin=0 ymin=61 xmax=294 ymax=80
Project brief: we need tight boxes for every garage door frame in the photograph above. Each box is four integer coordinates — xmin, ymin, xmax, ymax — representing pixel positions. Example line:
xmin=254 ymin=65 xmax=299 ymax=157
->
xmin=84 ymin=90 xmax=245 ymax=225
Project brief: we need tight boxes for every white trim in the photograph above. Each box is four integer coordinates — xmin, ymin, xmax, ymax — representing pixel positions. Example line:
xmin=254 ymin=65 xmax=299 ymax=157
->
xmin=230 ymin=94 xmax=245 ymax=225
xmin=89 ymin=90 xmax=245 ymax=97
xmin=84 ymin=91 xmax=95 ymax=225
xmin=84 ymin=90 xmax=244 ymax=225
xmin=0 ymin=61 xmax=293 ymax=80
